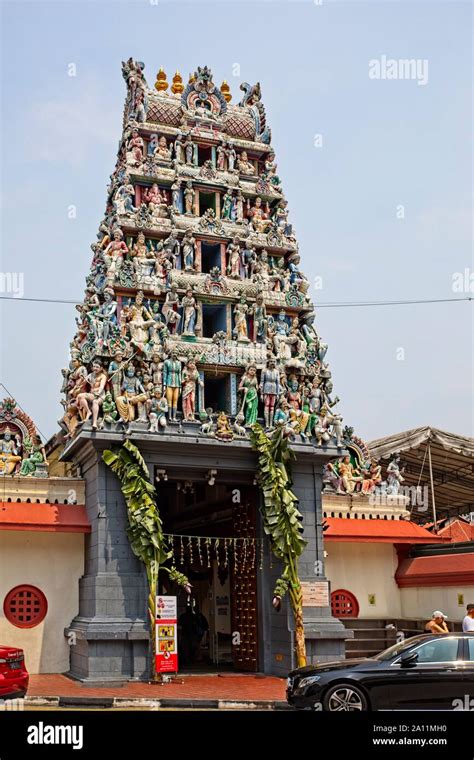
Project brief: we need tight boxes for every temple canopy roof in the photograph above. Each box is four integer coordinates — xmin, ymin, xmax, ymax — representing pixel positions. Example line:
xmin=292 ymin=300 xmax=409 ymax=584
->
xmin=368 ymin=426 xmax=474 ymax=516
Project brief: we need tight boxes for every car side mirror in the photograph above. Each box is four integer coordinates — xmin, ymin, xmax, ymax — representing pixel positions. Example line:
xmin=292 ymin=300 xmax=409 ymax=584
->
xmin=400 ymin=650 xmax=418 ymax=668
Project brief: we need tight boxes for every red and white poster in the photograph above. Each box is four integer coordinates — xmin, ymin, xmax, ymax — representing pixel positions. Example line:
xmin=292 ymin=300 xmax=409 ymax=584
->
xmin=155 ymin=596 xmax=178 ymax=674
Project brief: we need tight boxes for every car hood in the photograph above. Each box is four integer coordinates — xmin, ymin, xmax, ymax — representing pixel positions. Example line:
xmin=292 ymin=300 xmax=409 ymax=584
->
xmin=289 ymin=658 xmax=378 ymax=678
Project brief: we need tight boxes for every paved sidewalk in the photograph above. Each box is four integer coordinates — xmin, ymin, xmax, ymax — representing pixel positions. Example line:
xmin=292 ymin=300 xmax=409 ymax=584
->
xmin=26 ymin=673 xmax=288 ymax=709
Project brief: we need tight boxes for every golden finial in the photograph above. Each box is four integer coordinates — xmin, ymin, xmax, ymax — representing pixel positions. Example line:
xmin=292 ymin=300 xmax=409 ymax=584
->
xmin=188 ymin=72 xmax=195 ymax=84
xmin=171 ymin=71 xmax=184 ymax=95
xmin=154 ymin=67 xmax=168 ymax=92
xmin=220 ymin=80 xmax=232 ymax=103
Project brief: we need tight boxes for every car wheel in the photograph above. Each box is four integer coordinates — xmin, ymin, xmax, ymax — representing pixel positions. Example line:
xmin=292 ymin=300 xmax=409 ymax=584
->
xmin=323 ymin=683 xmax=369 ymax=712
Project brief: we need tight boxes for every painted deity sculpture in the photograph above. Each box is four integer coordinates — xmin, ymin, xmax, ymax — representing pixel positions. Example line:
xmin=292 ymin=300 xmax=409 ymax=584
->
xmin=182 ymin=230 xmax=196 ymax=271
xmin=233 ymin=300 xmax=249 ymax=342
xmin=0 ymin=430 xmax=22 ymax=475
xmin=181 ymin=361 xmax=203 ymax=421
xmin=181 ymin=289 xmax=198 ymax=336
xmin=77 ymin=360 xmax=108 ymax=430
xmin=116 ymin=365 xmax=147 ymax=424
xmin=184 ymin=181 xmax=195 ymax=215
xmin=260 ymin=358 xmax=281 ymax=429
xmin=226 ymin=239 xmax=241 ymax=279
xmin=237 ymin=150 xmax=255 ymax=175
xmin=386 ymin=455 xmax=405 ymax=495
xmin=238 ymin=364 xmax=259 ymax=426
xmin=147 ymin=389 xmax=168 ymax=432
xmin=162 ymin=351 xmax=182 ymax=421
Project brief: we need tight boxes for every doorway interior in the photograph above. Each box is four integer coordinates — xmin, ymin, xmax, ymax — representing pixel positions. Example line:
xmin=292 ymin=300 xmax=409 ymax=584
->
xmin=156 ymin=478 xmax=259 ymax=673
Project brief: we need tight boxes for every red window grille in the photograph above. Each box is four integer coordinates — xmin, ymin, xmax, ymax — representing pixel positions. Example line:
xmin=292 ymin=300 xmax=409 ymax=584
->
xmin=3 ymin=585 xmax=48 ymax=629
xmin=331 ymin=589 xmax=359 ymax=618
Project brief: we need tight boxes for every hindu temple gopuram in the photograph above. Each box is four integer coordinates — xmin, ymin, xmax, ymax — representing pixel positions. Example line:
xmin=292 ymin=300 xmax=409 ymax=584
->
xmin=59 ymin=61 xmax=350 ymax=681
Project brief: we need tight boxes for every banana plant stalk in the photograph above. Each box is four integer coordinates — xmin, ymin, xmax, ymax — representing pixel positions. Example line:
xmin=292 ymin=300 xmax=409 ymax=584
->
xmin=250 ymin=423 xmax=307 ymax=667
xmin=103 ymin=440 xmax=190 ymax=681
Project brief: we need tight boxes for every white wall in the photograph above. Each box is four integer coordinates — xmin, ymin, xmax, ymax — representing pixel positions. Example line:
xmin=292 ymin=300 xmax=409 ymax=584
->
xmin=401 ymin=586 xmax=474 ymax=625
xmin=0 ymin=531 xmax=84 ymax=673
xmin=325 ymin=541 xmax=402 ymax=618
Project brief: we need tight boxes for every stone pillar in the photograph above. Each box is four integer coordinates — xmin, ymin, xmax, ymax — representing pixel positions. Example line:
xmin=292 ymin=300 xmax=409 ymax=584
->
xmin=65 ymin=439 xmax=149 ymax=682
xmin=293 ymin=451 xmax=353 ymax=664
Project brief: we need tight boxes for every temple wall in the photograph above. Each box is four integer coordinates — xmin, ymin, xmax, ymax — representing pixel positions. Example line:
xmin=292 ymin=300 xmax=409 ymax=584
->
xmin=400 ymin=586 xmax=473 ymax=623
xmin=325 ymin=542 xmax=402 ymax=619
xmin=0 ymin=531 xmax=84 ymax=673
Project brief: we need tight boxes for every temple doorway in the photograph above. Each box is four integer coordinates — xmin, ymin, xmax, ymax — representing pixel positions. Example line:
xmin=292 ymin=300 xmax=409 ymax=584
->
xmin=156 ymin=478 xmax=259 ymax=672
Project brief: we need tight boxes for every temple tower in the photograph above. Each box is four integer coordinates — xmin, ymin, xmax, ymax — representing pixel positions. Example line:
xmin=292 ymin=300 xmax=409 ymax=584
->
xmin=61 ymin=61 xmax=349 ymax=680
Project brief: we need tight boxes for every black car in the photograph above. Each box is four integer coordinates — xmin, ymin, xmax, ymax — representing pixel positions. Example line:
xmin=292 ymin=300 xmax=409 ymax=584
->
xmin=287 ymin=633 xmax=474 ymax=711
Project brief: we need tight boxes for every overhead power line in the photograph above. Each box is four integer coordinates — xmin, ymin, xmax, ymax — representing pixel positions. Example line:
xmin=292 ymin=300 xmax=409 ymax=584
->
xmin=0 ymin=295 xmax=471 ymax=309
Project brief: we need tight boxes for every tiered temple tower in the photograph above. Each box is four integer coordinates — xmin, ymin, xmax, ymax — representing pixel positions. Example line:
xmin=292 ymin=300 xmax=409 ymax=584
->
xmin=61 ymin=61 xmax=349 ymax=681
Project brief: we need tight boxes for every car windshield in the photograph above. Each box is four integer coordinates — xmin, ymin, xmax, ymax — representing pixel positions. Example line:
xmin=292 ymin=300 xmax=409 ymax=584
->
xmin=373 ymin=635 xmax=429 ymax=662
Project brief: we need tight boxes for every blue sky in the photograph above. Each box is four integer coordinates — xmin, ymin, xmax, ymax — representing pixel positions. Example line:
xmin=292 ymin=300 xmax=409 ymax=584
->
xmin=0 ymin=0 xmax=472 ymax=442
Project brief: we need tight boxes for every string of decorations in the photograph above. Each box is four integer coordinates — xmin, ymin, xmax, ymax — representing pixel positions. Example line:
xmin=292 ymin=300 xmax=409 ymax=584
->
xmin=163 ymin=532 xmax=269 ymax=572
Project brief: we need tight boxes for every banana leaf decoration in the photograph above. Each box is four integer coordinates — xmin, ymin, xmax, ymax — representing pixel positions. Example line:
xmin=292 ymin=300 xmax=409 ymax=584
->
xmin=250 ymin=423 xmax=307 ymax=667
xmin=102 ymin=439 xmax=190 ymax=680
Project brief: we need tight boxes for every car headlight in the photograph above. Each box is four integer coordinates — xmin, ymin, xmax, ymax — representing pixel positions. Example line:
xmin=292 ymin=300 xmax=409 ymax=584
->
xmin=298 ymin=675 xmax=322 ymax=690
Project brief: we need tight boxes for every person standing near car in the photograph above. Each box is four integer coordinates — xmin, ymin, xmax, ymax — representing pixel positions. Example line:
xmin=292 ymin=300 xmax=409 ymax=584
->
xmin=425 ymin=611 xmax=449 ymax=634
xmin=462 ymin=604 xmax=474 ymax=631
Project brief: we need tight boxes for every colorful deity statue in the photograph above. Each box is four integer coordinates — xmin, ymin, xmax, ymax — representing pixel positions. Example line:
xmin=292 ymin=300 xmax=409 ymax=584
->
xmin=215 ymin=412 xmax=234 ymax=442
xmin=127 ymin=128 xmax=144 ymax=165
xmin=248 ymin=197 xmax=271 ymax=233
xmin=181 ymin=360 xmax=203 ymax=421
xmin=221 ymin=190 xmax=234 ymax=221
xmin=108 ymin=350 xmax=125 ymax=400
xmin=234 ymin=189 xmax=244 ymax=222
xmin=386 ymin=455 xmax=405 ymax=495
xmin=226 ymin=238 xmax=241 ymax=279
xmin=184 ymin=134 xmax=195 ymax=165
xmin=182 ymin=230 xmax=196 ymax=271
xmin=233 ymin=299 xmax=249 ymax=342
xmin=162 ymin=351 xmax=182 ymax=421
xmin=143 ymin=183 xmax=167 ymax=216
xmin=361 ymin=459 xmax=383 ymax=495
xmin=147 ymin=133 xmax=159 ymax=156
xmin=260 ymin=358 xmax=281 ymax=429
xmin=251 ymin=294 xmax=267 ymax=343
xmin=127 ymin=290 xmax=155 ymax=353
xmin=237 ymin=150 xmax=255 ymax=175
xmin=226 ymin=141 xmax=236 ymax=172
xmin=238 ymin=363 xmax=259 ymax=426
xmin=0 ymin=429 xmax=22 ymax=475
xmin=162 ymin=285 xmax=181 ymax=334
xmin=338 ymin=454 xmax=363 ymax=493
xmin=103 ymin=228 xmax=128 ymax=277
xmin=147 ymin=388 xmax=168 ymax=432
xmin=216 ymin=141 xmax=226 ymax=171
xmin=116 ymin=365 xmax=147 ymax=424
xmin=241 ymin=244 xmax=257 ymax=279
xmin=184 ymin=181 xmax=195 ymax=215
xmin=156 ymin=135 xmax=172 ymax=162
xmin=77 ymin=360 xmax=108 ymax=430
xmin=171 ymin=179 xmax=182 ymax=213
xmin=181 ymin=289 xmax=198 ymax=336
xmin=114 ymin=184 xmax=136 ymax=216
xmin=272 ymin=310 xmax=291 ymax=360
xmin=173 ymin=131 xmax=185 ymax=163
xmin=264 ymin=152 xmax=281 ymax=191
